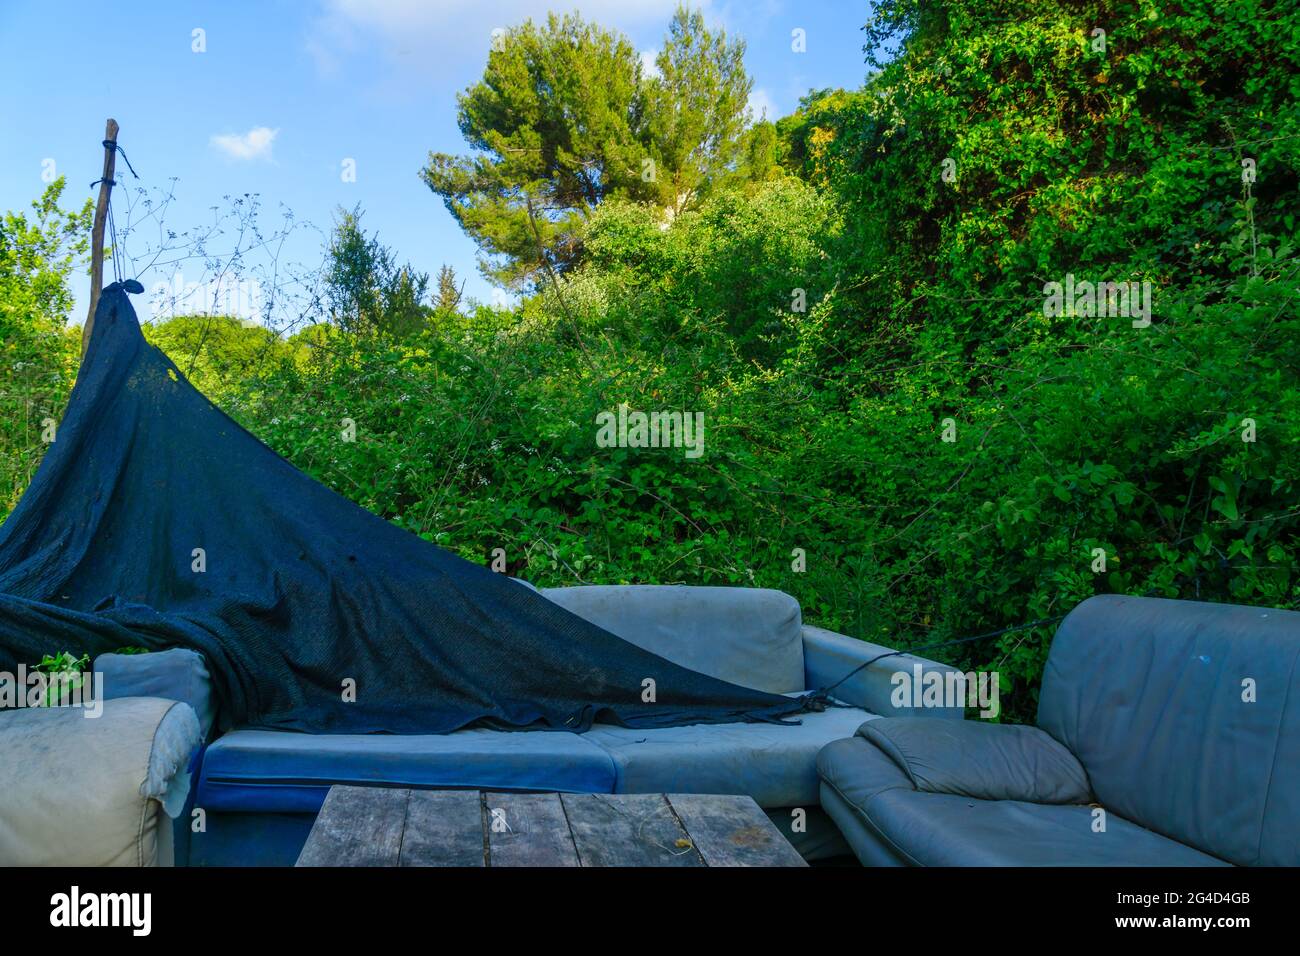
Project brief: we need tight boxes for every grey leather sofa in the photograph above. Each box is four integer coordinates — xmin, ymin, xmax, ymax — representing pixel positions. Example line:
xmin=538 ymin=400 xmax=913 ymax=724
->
xmin=94 ymin=584 xmax=962 ymax=865
xmin=817 ymin=594 xmax=1300 ymax=866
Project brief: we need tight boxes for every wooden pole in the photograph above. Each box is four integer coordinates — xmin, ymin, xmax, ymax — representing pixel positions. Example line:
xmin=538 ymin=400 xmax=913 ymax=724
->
xmin=82 ymin=118 xmax=119 ymax=359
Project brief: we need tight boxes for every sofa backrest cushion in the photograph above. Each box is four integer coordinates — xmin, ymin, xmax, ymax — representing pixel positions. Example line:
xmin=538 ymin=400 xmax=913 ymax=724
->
xmin=540 ymin=585 xmax=805 ymax=694
xmin=96 ymin=647 xmax=216 ymax=738
xmin=1038 ymin=594 xmax=1300 ymax=866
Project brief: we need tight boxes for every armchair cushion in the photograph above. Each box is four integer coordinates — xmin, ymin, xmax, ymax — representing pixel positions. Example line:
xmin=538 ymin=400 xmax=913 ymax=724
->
xmin=858 ymin=717 xmax=1093 ymax=804
xmin=0 ymin=697 xmax=201 ymax=866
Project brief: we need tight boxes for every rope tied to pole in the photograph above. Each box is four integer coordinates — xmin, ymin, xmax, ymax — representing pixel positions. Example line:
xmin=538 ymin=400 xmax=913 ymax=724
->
xmin=105 ymin=140 xmax=139 ymax=177
xmin=90 ymin=140 xmax=139 ymax=188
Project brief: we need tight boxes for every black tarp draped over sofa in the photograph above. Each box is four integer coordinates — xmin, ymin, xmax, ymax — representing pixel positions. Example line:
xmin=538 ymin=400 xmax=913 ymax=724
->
xmin=0 ymin=284 xmax=814 ymax=733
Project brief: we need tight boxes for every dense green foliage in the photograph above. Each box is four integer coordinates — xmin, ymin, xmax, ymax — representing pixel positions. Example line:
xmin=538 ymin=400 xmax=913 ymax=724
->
xmin=0 ymin=180 xmax=90 ymax=514
xmin=771 ymin=0 xmax=1300 ymax=712
xmin=140 ymin=313 xmax=298 ymax=403
xmin=3 ymin=1 xmax=1297 ymax=720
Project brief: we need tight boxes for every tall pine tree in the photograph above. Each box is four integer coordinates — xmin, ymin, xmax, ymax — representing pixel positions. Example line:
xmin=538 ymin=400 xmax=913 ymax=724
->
xmin=422 ymin=6 xmax=754 ymax=289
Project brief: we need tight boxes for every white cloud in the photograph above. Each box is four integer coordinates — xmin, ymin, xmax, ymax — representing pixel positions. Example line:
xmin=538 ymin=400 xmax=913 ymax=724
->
xmin=210 ymin=127 xmax=279 ymax=161
xmin=747 ymin=87 xmax=779 ymax=123
xmin=308 ymin=0 xmax=705 ymax=81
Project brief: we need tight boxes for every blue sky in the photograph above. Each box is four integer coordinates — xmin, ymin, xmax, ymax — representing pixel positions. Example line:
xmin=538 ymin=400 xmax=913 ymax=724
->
xmin=0 ymin=1 xmax=875 ymax=325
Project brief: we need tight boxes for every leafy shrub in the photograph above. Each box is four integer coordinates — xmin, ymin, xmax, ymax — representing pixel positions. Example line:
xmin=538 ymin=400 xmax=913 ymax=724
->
xmin=34 ymin=651 xmax=90 ymax=707
xmin=0 ymin=180 xmax=90 ymax=521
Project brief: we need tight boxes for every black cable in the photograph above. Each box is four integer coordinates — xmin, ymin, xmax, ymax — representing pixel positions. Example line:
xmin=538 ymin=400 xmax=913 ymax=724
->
xmin=813 ymin=564 xmax=1260 ymax=701
xmin=817 ymin=613 xmax=1067 ymax=698
xmin=106 ymin=199 xmax=122 ymax=282
xmin=88 ymin=141 xmax=141 ymax=284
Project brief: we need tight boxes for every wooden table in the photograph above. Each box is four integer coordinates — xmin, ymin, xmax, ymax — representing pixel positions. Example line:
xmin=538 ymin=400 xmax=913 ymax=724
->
xmin=296 ymin=786 xmax=807 ymax=867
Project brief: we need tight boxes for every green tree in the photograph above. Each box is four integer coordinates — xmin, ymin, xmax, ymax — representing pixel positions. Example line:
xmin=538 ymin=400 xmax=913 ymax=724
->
xmin=735 ymin=120 xmax=783 ymax=184
xmin=762 ymin=0 xmax=1300 ymax=717
xmin=643 ymin=5 xmax=753 ymax=217
xmin=435 ymin=264 xmax=463 ymax=314
xmin=423 ymin=6 xmax=757 ymax=286
xmin=0 ymin=179 xmax=92 ymax=519
xmin=421 ymin=12 xmax=651 ymax=289
xmin=325 ymin=207 xmax=429 ymax=337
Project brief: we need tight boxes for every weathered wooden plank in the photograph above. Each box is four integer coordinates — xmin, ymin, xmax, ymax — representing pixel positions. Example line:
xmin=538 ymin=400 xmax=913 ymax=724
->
xmin=399 ymin=789 xmax=486 ymax=867
xmin=484 ymin=792 xmax=580 ymax=867
xmin=296 ymin=785 xmax=408 ymax=867
xmin=560 ymin=793 xmax=703 ymax=867
xmin=666 ymin=793 xmax=807 ymax=867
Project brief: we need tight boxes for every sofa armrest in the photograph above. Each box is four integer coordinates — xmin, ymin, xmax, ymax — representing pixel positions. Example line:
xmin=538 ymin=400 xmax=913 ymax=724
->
xmin=0 ymin=697 xmax=202 ymax=866
xmin=95 ymin=648 xmax=216 ymax=739
xmin=857 ymin=717 xmax=1093 ymax=804
xmin=802 ymin=625 xmax=965 ymax=719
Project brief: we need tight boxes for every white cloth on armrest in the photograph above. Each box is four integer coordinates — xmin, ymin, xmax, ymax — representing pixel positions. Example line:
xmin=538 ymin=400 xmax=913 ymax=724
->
xmin=0 ymin=697 xmax=201 ymax=866
xmin=146 ymin=701 xmax=201 ymax=818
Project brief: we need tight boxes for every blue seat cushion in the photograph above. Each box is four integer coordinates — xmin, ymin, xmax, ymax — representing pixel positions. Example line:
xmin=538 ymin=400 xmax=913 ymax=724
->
xmin=197 ymin=727 xmax=617 ymax=812
xmin=583 ymin=705 xmax=875 ymax=808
